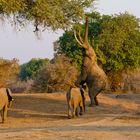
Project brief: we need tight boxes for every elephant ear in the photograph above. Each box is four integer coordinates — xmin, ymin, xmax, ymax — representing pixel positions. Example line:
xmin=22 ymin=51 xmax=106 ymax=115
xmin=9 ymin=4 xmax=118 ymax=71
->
xmin=6 ymin=88 xmax=14 ymax=102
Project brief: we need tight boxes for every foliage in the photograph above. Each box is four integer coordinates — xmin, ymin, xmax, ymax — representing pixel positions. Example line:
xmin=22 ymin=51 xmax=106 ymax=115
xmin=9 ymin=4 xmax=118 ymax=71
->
xmin=57 ymin=12 xmax=140 ymax=73
xmin=32 ymin=55 xmax=78 ymax=92
xmin=19 ymin=58 xmax=49 ymax=81
xmin=0 ymin=0 xmax=95 ymax=30
xmin=9 ymin=79 xmax=34 ymax=93
xmin=0 ymin=58 xmax=20 ymax=87
xmin=97 ymin=12 xmax=140 ymax=72
xmin=55 ymin=31 xmax=84 ymax=68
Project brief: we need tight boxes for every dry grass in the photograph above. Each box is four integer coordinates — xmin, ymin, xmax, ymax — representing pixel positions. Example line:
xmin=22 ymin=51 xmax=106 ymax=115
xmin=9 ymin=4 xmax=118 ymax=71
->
xmin=0 ymin=92 xmax=140 ymax=140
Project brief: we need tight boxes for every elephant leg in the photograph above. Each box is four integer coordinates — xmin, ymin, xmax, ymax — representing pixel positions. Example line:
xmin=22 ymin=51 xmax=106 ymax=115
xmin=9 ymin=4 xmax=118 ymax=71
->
xmin=94 ymin=96 xmax=99 ymax=106
xmin=73 ymin=106 xmax=76 ymax=118
xmin=2 ymin=105 xmax=7 ymax=123
xmin=1 ymin=110 xmax=3 ymax=123
xmin=88 ymin=89 xmax=94 ymax=107
xmin=79 ymin=102 xmax=84 ymax=115
xmin=68 ymin=109 xmax=72 ymax=119
xmin=73 ymin=103 xmax=80 ymax=118
xmin=93 ymin=88 xmax=104 ymax=106
xmin=67 ymin=102 xmax=73 ymax=119
xmin=75 ymin=67 xmax=87 ymax=87
xmin=75 ymin=107 xmax=79 ymax=117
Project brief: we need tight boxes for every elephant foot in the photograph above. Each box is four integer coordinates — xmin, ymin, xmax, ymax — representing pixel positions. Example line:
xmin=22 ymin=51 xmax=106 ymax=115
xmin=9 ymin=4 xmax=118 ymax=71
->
xmin=68 ymin=115 xmax=72 ymax=119
xmin=68 ymin=115 xmax=76 ymax=119
xmin=95 ymin=102 xmax=99 ymax=106
xmin=88 ymin=103 xmax=94 ymax=107
xmin=2 ymin=120 xmax=5 ymax=123
xmin=94 ymin=96 xmax=99 ymax=106
xmin=79 ymin=112 xmax=83 ymax=115
xmin=75 ymin=111 xmax=79 ymax=117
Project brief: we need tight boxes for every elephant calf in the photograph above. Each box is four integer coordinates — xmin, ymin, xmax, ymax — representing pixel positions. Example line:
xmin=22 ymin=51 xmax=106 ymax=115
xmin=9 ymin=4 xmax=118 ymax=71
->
xmin=0 ymin=88 xmax=13 ymax=123
xmin=66 ymin=86 xmax=86 ymax=119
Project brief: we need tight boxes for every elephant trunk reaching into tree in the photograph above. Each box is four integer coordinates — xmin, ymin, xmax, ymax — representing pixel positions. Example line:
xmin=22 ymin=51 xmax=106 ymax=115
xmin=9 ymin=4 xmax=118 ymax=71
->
xmin=74 ymin=17 xmax=108 ymax=107
xmin=0 ymin=88 xmax=14 ymax=123
xmin=66 ymin=86 xmax=86 ymax=119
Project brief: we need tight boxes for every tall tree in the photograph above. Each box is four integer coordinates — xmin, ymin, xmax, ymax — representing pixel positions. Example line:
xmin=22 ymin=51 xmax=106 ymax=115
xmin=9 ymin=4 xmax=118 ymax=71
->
xmin=0 ymin=0 xmax=95 ymax=30
xmin=57 ymin=12 xmax=140 ymax=73
xmin=97 ymin=12 xmax=140 ymax=72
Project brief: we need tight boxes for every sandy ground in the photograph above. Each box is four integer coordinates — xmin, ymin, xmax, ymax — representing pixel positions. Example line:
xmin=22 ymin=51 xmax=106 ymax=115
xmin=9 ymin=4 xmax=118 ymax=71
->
xmin=0 ymin=92 xmax=140 ymax=140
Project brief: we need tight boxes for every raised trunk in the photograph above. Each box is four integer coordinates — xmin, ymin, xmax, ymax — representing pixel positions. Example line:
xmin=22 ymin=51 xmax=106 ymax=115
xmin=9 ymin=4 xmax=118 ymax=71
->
xmin=84 ymin=17 xmax=89 ymax=47
xmin=75 ymin=17 xmax=108 ymax=107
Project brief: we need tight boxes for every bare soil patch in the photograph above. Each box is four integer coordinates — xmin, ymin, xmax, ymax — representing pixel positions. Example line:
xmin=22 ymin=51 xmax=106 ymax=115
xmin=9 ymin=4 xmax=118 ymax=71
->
xmin=0 ymin=92 xmax=140 ymax=140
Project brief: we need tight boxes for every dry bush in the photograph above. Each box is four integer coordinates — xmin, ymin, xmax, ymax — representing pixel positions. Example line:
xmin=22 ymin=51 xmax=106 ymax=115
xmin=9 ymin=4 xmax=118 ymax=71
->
xmin=0 ymin=58 xmax=19 ymax=88
xmin=9 ymin=79 xmax=34 ymax=93
xmin=107 ymin=72 xmax=124 ymax=92
xmin=108 ymin=68 xmax=140 ymax=94
xmin=31 ymin=55 xmax=78 ymax=93
xmin=122 ymin=69 xmax=140 ymax=93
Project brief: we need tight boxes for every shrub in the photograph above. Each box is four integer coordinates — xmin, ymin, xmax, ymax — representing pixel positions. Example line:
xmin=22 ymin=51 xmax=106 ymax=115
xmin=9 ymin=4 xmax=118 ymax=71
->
xmin=31 ymin=55 xmax=78 ymax=93
xmin=0 ymin=58 xmax=19 ymax=87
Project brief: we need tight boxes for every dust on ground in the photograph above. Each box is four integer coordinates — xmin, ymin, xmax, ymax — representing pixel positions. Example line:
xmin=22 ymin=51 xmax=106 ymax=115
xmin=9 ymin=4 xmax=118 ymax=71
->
xmin=0 ymin=92 xmax=140 ymax=140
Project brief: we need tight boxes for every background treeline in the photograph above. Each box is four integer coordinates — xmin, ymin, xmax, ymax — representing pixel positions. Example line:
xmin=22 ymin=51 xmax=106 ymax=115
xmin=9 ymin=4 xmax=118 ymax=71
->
xmin=1 ymin=12 xmax=140 ymax=93
xmin=56 ymin=12 xmax=140 ymax=93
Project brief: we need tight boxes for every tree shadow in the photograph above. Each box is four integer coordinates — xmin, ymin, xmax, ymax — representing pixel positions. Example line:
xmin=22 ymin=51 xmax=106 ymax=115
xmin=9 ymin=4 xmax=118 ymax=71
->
xmin=6 ymin=93 xmax=140 ymax=122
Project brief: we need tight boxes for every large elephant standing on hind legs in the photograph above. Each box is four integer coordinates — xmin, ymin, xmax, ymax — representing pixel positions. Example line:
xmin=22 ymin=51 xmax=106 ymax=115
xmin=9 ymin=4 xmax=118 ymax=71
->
xmin=75 ymin=17 xmax=108 ymax=107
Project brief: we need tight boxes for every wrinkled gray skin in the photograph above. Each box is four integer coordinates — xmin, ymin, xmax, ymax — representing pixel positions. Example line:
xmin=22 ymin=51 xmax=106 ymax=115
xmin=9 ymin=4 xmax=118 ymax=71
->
xmin=66 ymin=86 xmax=86 ymax=119
xmin=75 ymin=17 xmax=108 ymax=107
xmin=0 ymin=88 xmax=13 ymax=123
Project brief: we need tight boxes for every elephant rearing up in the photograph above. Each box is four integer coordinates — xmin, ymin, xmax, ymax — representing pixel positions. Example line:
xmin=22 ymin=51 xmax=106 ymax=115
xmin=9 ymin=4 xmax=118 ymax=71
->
xmin=74 ymin=17 xmax=108 ymax=107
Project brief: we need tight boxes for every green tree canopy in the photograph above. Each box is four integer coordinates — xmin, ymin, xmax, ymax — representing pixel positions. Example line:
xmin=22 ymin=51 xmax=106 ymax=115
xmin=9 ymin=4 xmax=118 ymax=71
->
xmin=19 ymin=58 xmax=49 ymax=80
xmin=57 ymin=12 xmax=140 ymax=73
xmin=97 ymin=12 xmax=140 ymax=72
xmin=0 ymin=0 xmax=94 ymax=30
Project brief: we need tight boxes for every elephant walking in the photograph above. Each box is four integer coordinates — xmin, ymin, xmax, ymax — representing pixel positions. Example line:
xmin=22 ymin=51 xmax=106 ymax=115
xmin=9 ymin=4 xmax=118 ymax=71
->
xmin=66 ymin=86 xmax=86 ymax=119
xmin=0 ymin=88 xmax=13 ymax=123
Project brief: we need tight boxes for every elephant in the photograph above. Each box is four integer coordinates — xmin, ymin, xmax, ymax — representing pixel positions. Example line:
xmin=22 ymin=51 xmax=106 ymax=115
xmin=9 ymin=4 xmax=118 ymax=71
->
xmin=66 ymin=86 xmax=86 ymax=119
xmin=0 ymin=88 xmax=13 ymax=123
xmin=74 ymin=17 xmax=108 ymax=107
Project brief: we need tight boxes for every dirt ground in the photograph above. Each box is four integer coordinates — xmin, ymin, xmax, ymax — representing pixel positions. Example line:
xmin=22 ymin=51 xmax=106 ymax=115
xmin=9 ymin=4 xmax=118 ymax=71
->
xmin=0 ymin=92 xmax=140 ymax=140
